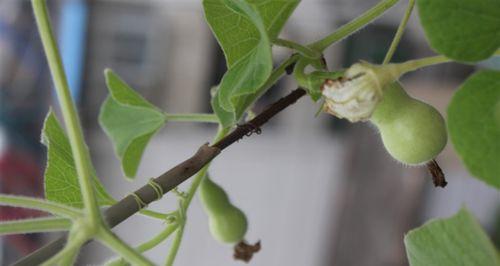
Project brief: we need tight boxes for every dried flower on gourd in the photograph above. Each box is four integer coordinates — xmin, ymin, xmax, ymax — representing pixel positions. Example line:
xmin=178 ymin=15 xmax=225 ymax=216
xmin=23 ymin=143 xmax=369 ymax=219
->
xmin=321 ymin=61 xmax=400 ymax=122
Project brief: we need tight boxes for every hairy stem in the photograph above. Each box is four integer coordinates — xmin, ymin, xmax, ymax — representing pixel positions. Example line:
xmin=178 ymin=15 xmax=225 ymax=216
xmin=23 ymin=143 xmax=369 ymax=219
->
xmin=164 ymin=223 xmax=185 ymax=266
xmin=138 ymin=224 xmax=178 ymax=253
xmin=164 ymin=113 xmax=219 ymax=123
xmin=139 ymin=209 xmax=169 ymax=220
xmin=0 ymin=217 xmax=71 ymax=236
xmin=105 ymin=224 xmax=178 ymax=266
xmin=121 ymin=224 xmax=178 ymax=266
xmin=59 ymin=248 xmax=79 ymax=266
xmin=397 ymin=55 xmax=452 ymax=73
xmin=373 ymin=55 xmax=452 ymax=85
xmin=58 ymin=231 xmax=82 ymax=266
xmin=292 ymin=58 xmax=312 ymax=89
xmin=273 ymin=38 xmax=321 ymax=59
xmin=97 ymin=229 xmax=154 ymax=266
xmin=59 ymin=249 xmax=79 ymax=266
xmin=40 ymin=235 xmax=85 ymax=266
xmin=32 ymin=0 xmax=101 ymax=221
xmin=383 ymin=0 xmax=415 ymax=64
xmin=309 ymin=0 xmax=400 ymax=51
xmin=0 ymin=194 xmax=80 ymax=219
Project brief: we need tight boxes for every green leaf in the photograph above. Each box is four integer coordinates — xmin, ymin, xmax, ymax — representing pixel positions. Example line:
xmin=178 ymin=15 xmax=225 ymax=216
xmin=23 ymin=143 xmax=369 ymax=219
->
xmin=252 ymin=0 xmax=300 ymax=41
xmin=417 ymin=0 xmax=500 ymax=62
xmin=217 ymin=40 xmax=272 ymax=112
xmin=211 ymin=93 xmax=236 ymax=128
xmin=211 ymin=0 xmax=272 ymax=112
xmin=203 ymin=0 xmax=299 ymax=67
xmin=404 ymin=208 xmax=500 ymax=266
xmin=204 ymin=0 xmax=299 ymax=127
xmin=42 ymin=110 xmax=115 ymax=207
xmin=448 ymin=70 xmax=500 ymax=189
xmin=99 ymin=69 xmax=166 ymax=179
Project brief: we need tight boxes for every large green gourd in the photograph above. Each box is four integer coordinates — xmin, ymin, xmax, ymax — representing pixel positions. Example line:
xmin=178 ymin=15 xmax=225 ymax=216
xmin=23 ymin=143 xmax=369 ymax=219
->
xmin=370 ymin=82 xmax=447 ymax=165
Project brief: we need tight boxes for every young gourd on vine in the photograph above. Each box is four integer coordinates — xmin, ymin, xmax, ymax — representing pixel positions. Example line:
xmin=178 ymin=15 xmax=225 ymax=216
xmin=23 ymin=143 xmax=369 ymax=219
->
xmin=199 ymin=174 xmax=260 ymax=261
xmin=295 ymin=56 xmax=450 ymax=178
xmin=199 ymin=174 xmax=248 ymax=244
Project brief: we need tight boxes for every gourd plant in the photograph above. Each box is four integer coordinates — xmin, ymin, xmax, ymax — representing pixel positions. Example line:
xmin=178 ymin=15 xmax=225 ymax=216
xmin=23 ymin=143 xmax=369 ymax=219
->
xmin=1 ymin=0 xmax=499 ymax=265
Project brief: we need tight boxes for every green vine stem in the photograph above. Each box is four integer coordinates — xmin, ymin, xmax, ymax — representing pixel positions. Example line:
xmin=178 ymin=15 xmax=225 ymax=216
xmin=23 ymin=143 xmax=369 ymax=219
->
xmin=0 ymin=194 xmax=81 ymax=219
xmin=396 ymin=55 xmax=452 ymax=74
xmin=139 ymin=209 xmax=169 ymax=220
xmin=32 ymin=0 xmax=102 ymax=220
xmin=105 ymin=223 xmax=179 ymax=266
xmin=32 ymin=7 xmax=162 ymax=266
xmin=97 ymin=228 xmax=155 ymax=266
xmin=0 ymin=217 xmax=71 ymax=236
xmin=59 ymin=230 xmax=83 ymax=265
xmin=59 ymin=248 xmax=79 ymax=266
xmin=273 ymin=38 xmax=321 ymax=59
xmin=361 ymin=55 xmax=452 ymax=88
xmin=383 ymin=0 xmax=415 ymax=64
xmin=164 ymin=222 xmax=186 ymax=266
xmin=292 ymin=57 xmax=322 ymax=99
xmin=164 ymin=113 xmax=219 ymax=123
xmin=308 ymin=0 xmax=400 ymax=51
xmin=40 ymin=234 xmax=86 ymax=266
xmin=293 ymin=58 xmax=309 ymax=86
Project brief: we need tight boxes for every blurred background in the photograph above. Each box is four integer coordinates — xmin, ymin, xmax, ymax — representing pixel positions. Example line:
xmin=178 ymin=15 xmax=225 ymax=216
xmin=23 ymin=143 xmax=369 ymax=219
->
xmin=0 ymin=0 xmax=499 ymax=265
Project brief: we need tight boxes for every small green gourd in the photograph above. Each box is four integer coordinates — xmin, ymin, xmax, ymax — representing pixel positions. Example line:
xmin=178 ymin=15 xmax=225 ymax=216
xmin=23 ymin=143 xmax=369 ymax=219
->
xmin=371 ymin=82 xmax=447 ymax=165
xmin=199 ymin=175 xmax=247 ymax=244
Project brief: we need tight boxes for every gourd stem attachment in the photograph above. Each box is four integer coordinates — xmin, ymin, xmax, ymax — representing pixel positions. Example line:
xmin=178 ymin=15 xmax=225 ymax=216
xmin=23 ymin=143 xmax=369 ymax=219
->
xmin=395 ymin=55 xmax=452 ymax=74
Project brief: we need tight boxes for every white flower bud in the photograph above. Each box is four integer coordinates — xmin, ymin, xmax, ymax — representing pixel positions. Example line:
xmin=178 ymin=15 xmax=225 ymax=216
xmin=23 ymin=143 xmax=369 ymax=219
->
xmin=321 ymin=61 xmax=401 ymax=122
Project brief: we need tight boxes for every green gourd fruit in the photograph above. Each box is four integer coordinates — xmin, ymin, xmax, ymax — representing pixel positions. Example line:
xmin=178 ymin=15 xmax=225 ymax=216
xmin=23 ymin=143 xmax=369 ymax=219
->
xmin=199 ymin=175 xmax=248 ymax=244
xmin=370 ymin=82 xmax=447 ymax=165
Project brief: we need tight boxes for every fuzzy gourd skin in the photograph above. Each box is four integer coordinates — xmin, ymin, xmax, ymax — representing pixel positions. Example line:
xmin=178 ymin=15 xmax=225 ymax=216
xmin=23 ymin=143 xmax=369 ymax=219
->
xmin=370 ymin=82 xmax=447 ymax=165
xmin=199 ymin=176 xmax=247 ymax=244
xmin=208 ymin=207 xmax=247 ymax=243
